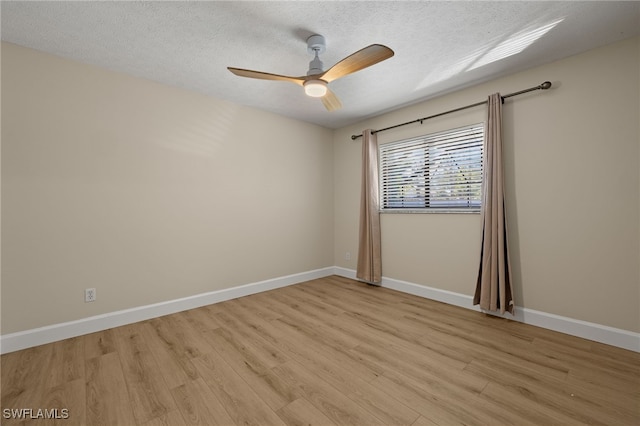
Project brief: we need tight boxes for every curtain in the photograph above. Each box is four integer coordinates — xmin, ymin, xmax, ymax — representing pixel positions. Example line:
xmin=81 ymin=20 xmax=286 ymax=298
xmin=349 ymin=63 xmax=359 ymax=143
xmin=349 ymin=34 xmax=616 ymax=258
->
xmin=356 ymin=129 xmax=382 ymax=285
xmin=474 ymin=93 xmax=515 ymax=314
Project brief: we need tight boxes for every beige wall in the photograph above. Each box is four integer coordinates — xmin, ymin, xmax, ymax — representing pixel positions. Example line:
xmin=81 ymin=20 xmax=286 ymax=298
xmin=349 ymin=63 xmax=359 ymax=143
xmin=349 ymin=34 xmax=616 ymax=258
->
xmin=0 ymin=43 xmax=3 ymax=336
xmin=2 ymin=37 xmax=639 ymax=337
xmin=334 ymin=36 xmax=640 ymax=333
xmin=1 ymin=42 xmax=334 ymax=334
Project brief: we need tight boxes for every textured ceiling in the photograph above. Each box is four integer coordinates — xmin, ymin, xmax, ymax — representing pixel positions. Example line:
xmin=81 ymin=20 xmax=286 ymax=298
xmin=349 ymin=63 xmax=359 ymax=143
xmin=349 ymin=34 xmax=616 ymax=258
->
xmin=2 ymin=1 xmax=639 ymax=129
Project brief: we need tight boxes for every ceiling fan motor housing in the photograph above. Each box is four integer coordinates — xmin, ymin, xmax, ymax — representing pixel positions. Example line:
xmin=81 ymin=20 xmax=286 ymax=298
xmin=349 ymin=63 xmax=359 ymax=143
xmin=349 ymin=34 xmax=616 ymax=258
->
xmin=306 ymin=34 xmax=326 ymax=55
xmin=307 ymin=34 xmax=326 ymax=76
xmin=308 ymin=57 xmax=324 ymax=76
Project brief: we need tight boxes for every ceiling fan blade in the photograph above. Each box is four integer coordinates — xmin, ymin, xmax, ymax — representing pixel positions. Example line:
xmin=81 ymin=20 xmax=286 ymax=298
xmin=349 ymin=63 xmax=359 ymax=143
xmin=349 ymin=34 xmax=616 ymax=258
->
xmin=227 ymin=67 xmax=305 ymax=86
xmin=321 ymin=88 xmax=342 ymax=112
xmin=320 ymin=44 xmax=394 ymax=83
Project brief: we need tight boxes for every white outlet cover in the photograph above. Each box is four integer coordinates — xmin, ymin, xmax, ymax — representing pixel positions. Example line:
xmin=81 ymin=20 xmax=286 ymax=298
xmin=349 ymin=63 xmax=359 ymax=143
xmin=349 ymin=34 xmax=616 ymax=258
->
xmin=85 ymin=288 xmax=96 ymax=302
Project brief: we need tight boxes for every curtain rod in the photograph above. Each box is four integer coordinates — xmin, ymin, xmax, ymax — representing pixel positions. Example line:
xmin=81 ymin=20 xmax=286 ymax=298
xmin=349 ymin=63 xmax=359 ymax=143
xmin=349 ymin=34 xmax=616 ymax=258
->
xmin=350 ymin=81 xmax=552 ymax=140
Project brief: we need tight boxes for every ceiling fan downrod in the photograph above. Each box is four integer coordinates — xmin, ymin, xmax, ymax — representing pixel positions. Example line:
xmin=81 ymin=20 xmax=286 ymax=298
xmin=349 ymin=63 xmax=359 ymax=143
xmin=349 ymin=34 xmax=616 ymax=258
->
xmin=306 ymin=34 xmax=326 ymax=76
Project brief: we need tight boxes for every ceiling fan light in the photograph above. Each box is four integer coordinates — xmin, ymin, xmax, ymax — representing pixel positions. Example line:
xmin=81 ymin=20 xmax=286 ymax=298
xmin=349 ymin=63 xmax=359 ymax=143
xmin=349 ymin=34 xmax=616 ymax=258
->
xmin=304 ymin=79 xmax=327 ymax=97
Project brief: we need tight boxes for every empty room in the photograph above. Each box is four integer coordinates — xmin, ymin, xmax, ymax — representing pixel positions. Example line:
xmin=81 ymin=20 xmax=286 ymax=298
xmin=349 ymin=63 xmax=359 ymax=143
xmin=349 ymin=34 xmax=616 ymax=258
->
xmin=1 ymin=1 xmax=639 ymax=425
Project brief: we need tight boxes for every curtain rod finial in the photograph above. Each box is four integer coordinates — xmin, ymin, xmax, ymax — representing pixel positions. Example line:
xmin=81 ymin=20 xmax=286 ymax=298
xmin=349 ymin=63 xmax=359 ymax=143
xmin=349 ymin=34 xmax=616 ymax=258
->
xmin=540 ymin=81 xmax=552 ymax=90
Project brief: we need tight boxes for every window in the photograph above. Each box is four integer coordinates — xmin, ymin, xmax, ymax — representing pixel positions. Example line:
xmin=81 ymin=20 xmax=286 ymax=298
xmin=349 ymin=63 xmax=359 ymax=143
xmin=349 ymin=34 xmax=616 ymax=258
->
xmin=379 ymin=124 xmax=484 ymax=212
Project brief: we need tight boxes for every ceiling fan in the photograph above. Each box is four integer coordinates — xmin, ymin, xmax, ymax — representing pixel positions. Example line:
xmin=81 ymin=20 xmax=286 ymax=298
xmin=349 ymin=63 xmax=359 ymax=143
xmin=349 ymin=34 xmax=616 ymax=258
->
xmin=227 ymin=35 xmax=394 ymax=112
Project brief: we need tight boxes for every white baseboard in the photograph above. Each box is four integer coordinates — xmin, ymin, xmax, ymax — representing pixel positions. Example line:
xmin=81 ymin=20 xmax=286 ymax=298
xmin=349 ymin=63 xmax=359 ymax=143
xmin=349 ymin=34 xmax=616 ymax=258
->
xmin=3 ymin=266 xmax=638 ymax=354
xmin=333 ymin=267 xmax=640 ymax=353
xmin=0 ymin=267 xmax=334 ymax=354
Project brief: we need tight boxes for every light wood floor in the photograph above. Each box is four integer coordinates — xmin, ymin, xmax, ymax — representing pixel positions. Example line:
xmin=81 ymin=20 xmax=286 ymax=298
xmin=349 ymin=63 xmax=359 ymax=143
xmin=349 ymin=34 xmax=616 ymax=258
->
xmin=2 ymin=275 xmax=639 ymax=425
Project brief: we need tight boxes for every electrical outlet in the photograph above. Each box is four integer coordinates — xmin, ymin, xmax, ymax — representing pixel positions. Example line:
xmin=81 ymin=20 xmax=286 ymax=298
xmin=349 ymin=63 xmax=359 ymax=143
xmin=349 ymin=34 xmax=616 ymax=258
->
xmin=345 ymin=252 xmax=351 ymax=260
xmin=85 ymin=288 xmax=96 ymax=303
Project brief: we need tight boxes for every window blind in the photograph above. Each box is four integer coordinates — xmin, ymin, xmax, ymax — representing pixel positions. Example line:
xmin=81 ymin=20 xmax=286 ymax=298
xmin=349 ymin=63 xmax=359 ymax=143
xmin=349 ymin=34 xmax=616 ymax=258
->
xmin=379 ymin=123 xmax=484 ymax=212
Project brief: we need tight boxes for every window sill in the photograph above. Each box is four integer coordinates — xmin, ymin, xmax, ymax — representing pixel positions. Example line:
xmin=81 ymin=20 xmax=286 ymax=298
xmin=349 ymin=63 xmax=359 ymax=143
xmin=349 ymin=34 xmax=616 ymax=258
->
xmin=380 ymin=209 xmax=481 ymax=214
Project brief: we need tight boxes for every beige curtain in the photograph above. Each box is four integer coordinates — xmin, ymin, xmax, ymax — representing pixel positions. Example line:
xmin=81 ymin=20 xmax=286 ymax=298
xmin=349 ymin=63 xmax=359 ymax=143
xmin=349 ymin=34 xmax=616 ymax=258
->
xmin=474 ymin=93 xmax=515 ymax=314
xmin=356 ymin=129 xmax=382 ymax=285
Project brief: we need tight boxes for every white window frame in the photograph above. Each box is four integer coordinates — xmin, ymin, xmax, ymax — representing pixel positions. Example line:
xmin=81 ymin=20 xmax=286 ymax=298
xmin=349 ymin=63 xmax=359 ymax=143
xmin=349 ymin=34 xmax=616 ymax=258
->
xmin=379 ymin=123 xmax=484 ymax=213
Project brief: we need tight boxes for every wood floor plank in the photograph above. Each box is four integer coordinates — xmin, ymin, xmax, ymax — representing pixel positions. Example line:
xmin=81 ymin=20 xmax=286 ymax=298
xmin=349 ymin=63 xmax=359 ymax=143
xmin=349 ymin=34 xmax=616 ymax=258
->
xmin=202 ymin=327 xmax=298 ymax=411
xmin=232 ymin=295 xmax=284 ymax=322
xmin=272 ymin=360 xmax=387 ymax=426
xmin=140 ymin=409 xmax=187 ymax=426
xmin=225 ymin=300 xmax=384 ymax=383
xmin=2 ymin=275 xmax=638 ymax=426
xmin=350 ymin=341 xmax=488 ymax=394
xmin=371 ymin=372 xmax=525 ymax=426
xmin=1 ymin=344 xmax=55 ymax=424
xmin=335 ymin=312 xmax=471 ymax=372
xmin=280 ymin=285 xmax=347 ymax=317
xmin=302 ymin=304 xmax=480 ymax=385
xmin=42 ymin=336 xmax=85 ymax=390
xmin=276 ymin=398 xmax=338 ymax=426
xmin=465 ymin=357 xmax=637 ymax=425
xmin=531 ymin=336 xmax=640 ymax=386
xmin=588 ymin=338 xmax=640 ymax=363
xmin=370 ymin=372 xmax=472 ymax=426
xmin=415 ymin=320 xmax=570 ymax=382
xmin=500 ymin=318 xmax=594 ymax=351
xmin=192 ymin=351 xmax=287 ymax=426
xmin=258 ymin=294 xmax=365 ymax=352
xmin=170 ymin=378 xmax=234 ymax=425
xmin=271 ymin=288 xmax=447 ymax=361
xmin=478 ymin=381 xmax=588 ymax=426
xmin=85 ymin=352 xmax=136 ymax=425
xmin=37 ymin=379 xmax=86 ymax=426
xmin=345 ymin=380 xmax=420 ymax=426
xmin=2 ymin=378 xmax=86 ymax=426
xmin=298 ymin=281 xmax=412 ymax=327
xmin=84 ymin=329 xmax=117 ymax=360
xmin=410 ymin=416 xmax=440 ymax=426
xmin=563 ymin=373 xmax=640 ymax=416
xmin=242 ymin=315 xmax=420 ymax=425
xmin=177 ymin=306 xmax=223 ymax=334
xmin=149 ymin=314 xmax=213 ymax=360
xmin=113 ymin=324 xmax=176 ymax=424
xmin=269 ymin=314 xmax=387 ymax=379
xmin=289 ymin=285 xmax=484 ymax=374
xmin=212 ymin=306 xmax=290 ymax=368
xmin=138 ymin=320 xmax=200 ymax=389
